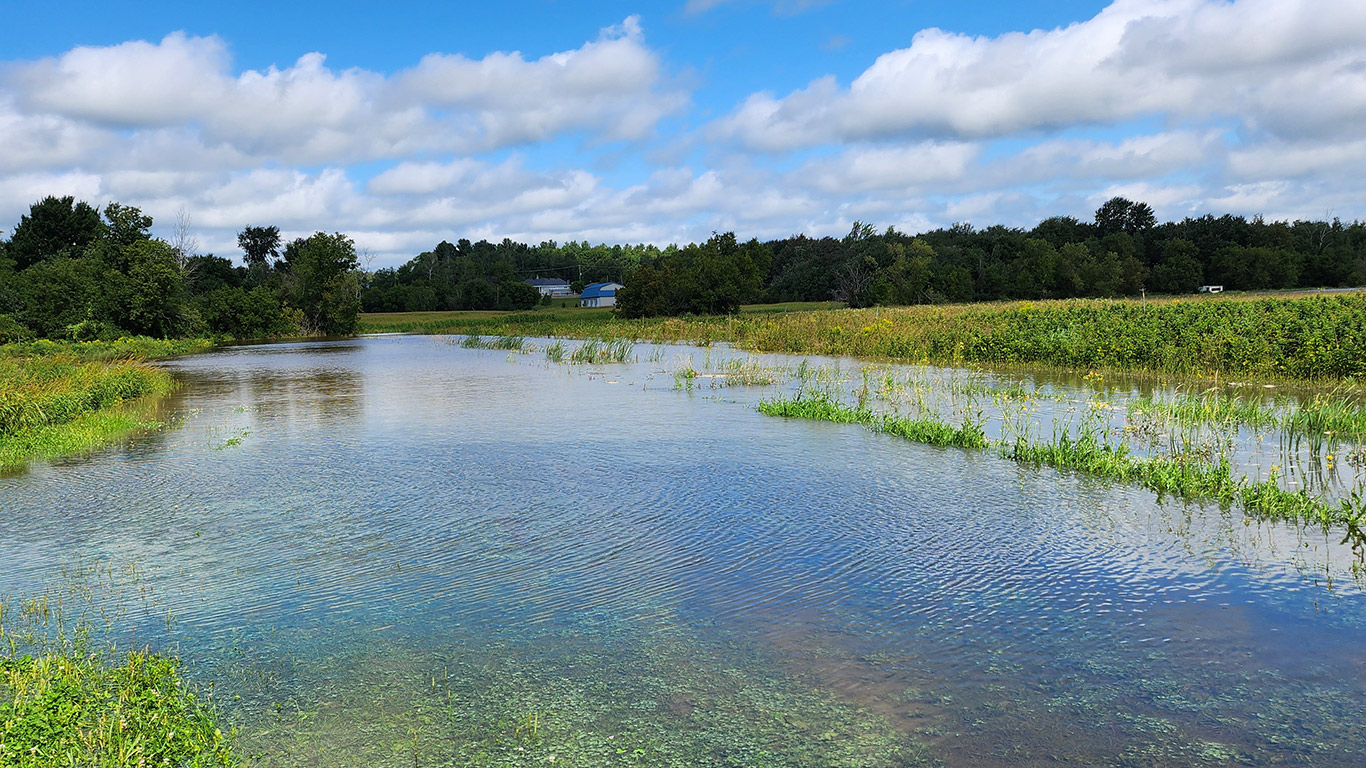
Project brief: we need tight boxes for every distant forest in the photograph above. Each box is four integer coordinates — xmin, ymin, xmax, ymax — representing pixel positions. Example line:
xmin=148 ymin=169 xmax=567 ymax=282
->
xmin=2 ymin=194 xmax=1365 ymax=341
xmin=368 ymin=197 xmax=1366 ymax=318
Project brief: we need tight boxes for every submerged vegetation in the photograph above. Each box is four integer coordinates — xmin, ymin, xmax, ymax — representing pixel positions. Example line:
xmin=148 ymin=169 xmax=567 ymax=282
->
xmin=758 ymin=379 xmax=1366 ymax=535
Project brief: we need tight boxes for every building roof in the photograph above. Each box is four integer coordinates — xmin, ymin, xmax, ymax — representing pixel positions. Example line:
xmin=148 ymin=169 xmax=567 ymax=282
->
xmin=525 ymin=277 xmax=571 ymax=287
xmin=580 ymin=282 xmax=623 ymax=299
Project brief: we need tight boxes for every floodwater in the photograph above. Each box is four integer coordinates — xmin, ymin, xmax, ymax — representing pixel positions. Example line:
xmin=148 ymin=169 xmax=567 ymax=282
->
xmin=4 ymin=335 xmax=1366 ymax=766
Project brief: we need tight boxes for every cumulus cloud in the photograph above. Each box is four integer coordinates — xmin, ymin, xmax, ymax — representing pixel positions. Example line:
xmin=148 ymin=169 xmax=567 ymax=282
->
xmin=712 ymin=0 xmax=1366 ymax=149
xmin=3 ymin=18 xmax=686 ymax=168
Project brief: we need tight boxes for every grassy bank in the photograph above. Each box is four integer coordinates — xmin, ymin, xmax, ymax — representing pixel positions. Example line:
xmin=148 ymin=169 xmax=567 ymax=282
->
xmin=0 ymin=598 xmax=237 ymax=768
xmin=0 ymin=338 xmax=211 ymax=471
xmin=362 ymin=293 xmax=1366 ymax=383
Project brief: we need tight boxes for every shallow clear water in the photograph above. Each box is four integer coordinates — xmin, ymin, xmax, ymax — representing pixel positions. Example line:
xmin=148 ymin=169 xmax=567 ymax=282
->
xmin=4 ymin=335 xmax=1366 ymax=766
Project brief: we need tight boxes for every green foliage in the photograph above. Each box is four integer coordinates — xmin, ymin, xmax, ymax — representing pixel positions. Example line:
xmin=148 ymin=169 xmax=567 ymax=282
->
xmin=118 ymin=239 xmax=186 ymax=337
xmin=0 ymin=315 xmax=33 ymax=344
xmin=237 ymin=225 xmax=281 ymax=268
xmin=617 ymin=232 xmax=769 ymax=318
xmin=194 ymin=286 xmax=295 ymax=338
xmin=100 ymin=202 xmax=153 ymax=249
xmin=0 ymin=635 xmax=236 ymax=768
xmin=6 ymin=196 xmax=104 ymax=270
xmin=282 ymin=232 xmax=361 ymax=335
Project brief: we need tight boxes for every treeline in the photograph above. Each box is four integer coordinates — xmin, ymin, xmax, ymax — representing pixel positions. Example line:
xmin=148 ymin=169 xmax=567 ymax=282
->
xmin=368 ymin=197 xmax=1366 ymax=319
xmin=0 ymin=196 xmax=362 ymax=341
xmin=623 ymin=198 xmax=1366 ymax=316
xmin=362 ymin=238 xmax=665 ymax=312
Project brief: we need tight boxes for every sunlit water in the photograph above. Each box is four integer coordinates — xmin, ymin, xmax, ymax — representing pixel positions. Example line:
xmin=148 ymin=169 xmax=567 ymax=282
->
xmin=4 ymin=336 xmax=1366 ymax=766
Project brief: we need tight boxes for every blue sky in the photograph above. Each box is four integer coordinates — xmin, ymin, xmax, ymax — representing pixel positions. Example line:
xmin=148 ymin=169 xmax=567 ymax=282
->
xmin=3 ymin=0 xmax=1363 ymax=267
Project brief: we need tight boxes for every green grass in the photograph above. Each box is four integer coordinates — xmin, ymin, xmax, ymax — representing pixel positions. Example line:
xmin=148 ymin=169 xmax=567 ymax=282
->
xmin=759 ymin=393 xmax=988 ymax=450
xmin=363 ymin=294 xmax=1366 ymax=383
xmin=760 ymin=394 xmax=1364 ymax=529
xmin=1129 ymin=387 xmax=1366 ymax=443
xmin=0 ymin=600 xmax=237 ymax=768
xmin=0 ymin=338 xmax=211 ymax=472
xmin=568 ymin=337 xmax=635 ymax=364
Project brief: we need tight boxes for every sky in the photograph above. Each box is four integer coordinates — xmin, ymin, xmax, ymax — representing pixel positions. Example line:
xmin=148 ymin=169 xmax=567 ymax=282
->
xmin=2 ymin=0 xmax=1364 ymax=269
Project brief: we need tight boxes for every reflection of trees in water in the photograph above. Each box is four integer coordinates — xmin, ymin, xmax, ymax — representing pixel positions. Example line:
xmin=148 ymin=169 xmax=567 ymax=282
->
xmin=243 ymin=369 xmax=365 ymax=427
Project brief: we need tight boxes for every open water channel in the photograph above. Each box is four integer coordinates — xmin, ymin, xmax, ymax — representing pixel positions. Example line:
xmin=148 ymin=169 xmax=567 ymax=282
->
xmin=4 ymin=335 xmax=1366 ymax=766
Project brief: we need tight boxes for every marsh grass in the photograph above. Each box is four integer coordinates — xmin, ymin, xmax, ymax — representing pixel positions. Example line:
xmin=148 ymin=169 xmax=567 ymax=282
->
xmin=761 ymin=393 xmax=1365 ymax=530
xmin=568 ymin=337 xmax=635 ymax=364
xmin=1283 ymin=390 xmax=1366 ymax=442
xmin=1129 ymin=390 xmax=1278 ymax=430
xmin=760 ymin=393 xmax=988 ymax=450
xmin=0 ymin=342 xmax=191 ymax=471
xmin=674 ymin=357 xmax=781 ymax=390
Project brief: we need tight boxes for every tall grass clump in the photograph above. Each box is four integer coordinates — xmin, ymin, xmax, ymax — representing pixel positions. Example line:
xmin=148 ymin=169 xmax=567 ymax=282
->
xmin=568 ymin=337 xmax=635 ymax=364
xmin=1283 ymin=390 xmax=1366 ymax=441
xmin=759 ymin=393 xmax=987 ymax=450
xmin=1129 ymin=391 xmax=1278 ymax=430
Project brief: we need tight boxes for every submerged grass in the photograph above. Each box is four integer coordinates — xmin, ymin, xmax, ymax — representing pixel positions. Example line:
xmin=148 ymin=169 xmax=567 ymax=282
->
xmin=759 ymin=393 xmax=988 ymax=450
xmin=568 ymin=337 xmax=635 ymax=364
xmin=760 ymin=394 xmax=1364 ymax=530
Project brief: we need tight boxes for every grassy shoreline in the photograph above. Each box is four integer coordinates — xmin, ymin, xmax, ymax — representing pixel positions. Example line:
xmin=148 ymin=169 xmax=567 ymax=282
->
xmin=0 ymin=338 xmax=213 ymax=472
xmin=0 ymin=597 xmax=238 ymax=768
xmin=362 ymin=292 xmax=1366 ymax=384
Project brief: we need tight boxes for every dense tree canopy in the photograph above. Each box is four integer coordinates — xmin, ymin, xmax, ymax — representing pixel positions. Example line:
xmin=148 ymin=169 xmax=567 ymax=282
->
xmin=0 ymin=197 xmax=362 ymax=341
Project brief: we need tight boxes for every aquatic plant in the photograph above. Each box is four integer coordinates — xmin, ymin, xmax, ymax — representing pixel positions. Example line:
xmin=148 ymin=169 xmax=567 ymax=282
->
xmin=568 ymin=337 xmax=635 ymax=364
xmin=760 ymin=394 xmax=987 ymax=450
xmin=760 ymin=394 xmax=1366 ymax=530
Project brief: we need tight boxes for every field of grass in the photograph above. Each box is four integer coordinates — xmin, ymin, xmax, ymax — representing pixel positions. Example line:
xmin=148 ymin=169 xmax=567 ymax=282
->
xmin=0 ymin=338 xmax=212 ymax=471
xmin=361 ymin=293 xmax=1366 ymax=383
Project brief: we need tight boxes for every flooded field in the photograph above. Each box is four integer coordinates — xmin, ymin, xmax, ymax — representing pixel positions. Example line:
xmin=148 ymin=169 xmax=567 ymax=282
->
xmin=3 ymin=335 xmax=1366 ymax=766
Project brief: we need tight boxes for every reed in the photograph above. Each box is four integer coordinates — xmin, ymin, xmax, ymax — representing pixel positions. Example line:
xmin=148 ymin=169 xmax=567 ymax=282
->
xmin=761 ymin=394 xmax=1366 ymax=529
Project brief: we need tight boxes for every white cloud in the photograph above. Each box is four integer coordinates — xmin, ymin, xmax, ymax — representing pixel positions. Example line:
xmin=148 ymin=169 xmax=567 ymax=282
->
xmin=3 ymin=18 xmax=686 ymax=168
xmin=2 ymin=1 xmax=1364 ymax=269
xmin=712 ymin=0 xmax=1366 ymax=150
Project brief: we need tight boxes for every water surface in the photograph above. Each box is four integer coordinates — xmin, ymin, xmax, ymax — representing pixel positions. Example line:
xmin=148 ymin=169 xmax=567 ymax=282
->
xmin=3 ymin=335 xmax=1366 ymax=766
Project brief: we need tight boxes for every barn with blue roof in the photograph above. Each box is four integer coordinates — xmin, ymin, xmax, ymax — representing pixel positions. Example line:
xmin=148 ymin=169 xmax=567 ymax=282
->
xmin=579 ymin=281 xmax=624 ymax=308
